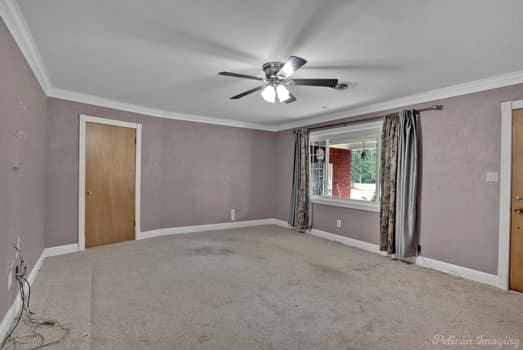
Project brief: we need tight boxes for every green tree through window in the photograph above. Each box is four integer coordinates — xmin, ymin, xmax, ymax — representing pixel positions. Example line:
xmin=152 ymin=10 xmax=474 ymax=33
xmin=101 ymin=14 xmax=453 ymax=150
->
xmin=351 ymin=149 xmax=377 ymax=184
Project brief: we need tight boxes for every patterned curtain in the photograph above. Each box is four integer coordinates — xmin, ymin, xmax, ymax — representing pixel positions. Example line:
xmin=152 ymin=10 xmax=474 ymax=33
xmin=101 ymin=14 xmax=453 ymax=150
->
xmin=288 ymin=128 xmax=312 ymax=232
xmin=379 ymin=113 xmax=400 ymax=254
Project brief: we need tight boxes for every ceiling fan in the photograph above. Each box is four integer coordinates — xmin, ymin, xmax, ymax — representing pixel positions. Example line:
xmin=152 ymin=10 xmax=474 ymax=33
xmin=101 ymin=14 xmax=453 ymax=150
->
xmin=218 ymin=56 xmax=350 ymax=104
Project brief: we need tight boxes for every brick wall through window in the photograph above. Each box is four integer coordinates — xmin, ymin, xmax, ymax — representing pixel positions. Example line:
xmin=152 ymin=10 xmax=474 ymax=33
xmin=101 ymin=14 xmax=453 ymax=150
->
xmin=329 ymin=148 xmax=351 ymax=199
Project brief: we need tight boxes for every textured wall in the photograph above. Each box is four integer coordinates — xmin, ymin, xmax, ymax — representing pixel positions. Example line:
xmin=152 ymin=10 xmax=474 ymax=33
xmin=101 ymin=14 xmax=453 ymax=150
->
xmin=45 ymin=98 xmax=278 ymax=247
xmin=276 ymin=84 xmax=523 ymax=274
xmin=0 ymin=18 xmax=47 ymax=323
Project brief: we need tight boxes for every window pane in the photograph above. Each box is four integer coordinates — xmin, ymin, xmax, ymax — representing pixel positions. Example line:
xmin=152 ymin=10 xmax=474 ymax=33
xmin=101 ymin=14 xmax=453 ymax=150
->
xmin=350 ymin=141 xmax=377 ymax=201
xmin=328 ymin=144 xmax=351 ymax=199
xmin=327 ymin=138 xmax=377 ymax=201
xmin=310 ymin=141 xmax=327 ymax=196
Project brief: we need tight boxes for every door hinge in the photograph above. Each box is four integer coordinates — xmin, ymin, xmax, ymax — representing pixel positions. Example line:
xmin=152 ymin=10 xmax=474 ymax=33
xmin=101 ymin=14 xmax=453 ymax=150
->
xmin=135 ymin=137 xmax=137 ymax=145
xmin=133 ymin=220 xmax=136 ymax=227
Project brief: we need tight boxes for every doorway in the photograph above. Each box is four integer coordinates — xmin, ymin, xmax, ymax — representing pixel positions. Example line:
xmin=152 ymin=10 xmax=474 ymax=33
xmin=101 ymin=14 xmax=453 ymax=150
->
xmin=510 ymin=108 xmax=523 ymax=292
xmin=79 ymin=115 xmax=142 ymax=250
xmin=499 ymin=101 xmax=523 ymax=292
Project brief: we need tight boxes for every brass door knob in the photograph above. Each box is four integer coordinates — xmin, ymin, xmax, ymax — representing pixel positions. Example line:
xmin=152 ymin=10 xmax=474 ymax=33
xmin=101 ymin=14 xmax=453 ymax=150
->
xmin=515 ymin=208 xmax=522 ymax=214
xmin=86 ymin=191 xmax=94 ymax=196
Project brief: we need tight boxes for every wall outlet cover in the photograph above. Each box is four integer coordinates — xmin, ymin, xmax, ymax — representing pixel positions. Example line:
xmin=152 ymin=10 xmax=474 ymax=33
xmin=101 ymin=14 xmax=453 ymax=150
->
xmin=230 ymin=209 xmax=236 ymax=221
xmin=486 ymin=171 xmax=499 ymax=183
xmin=336 ymin=219 xmax=342 ymax=228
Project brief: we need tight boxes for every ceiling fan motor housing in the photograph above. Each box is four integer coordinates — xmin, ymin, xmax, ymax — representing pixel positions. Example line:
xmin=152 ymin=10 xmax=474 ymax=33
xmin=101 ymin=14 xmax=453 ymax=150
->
xmin=263 ymin=62 xmax=285 ymax=80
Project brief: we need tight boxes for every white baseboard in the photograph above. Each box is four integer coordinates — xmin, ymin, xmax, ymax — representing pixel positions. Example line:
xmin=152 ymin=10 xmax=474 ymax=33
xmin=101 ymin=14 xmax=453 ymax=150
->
xmin=309 ymin=228 xmax=388 ymax=256
xmin=42 ymin=243 xmax=79 ymax=257
xmin=0 ymin=243 xmax=79 ymax=344
xmin=414 ymin=255 xmax=498 ymax=287
xmin=137 ymin=219 xmax=278 ymax=240
xmin=0 ymin=287 xmax=22 ymax=346
xmin=271 ymin=219 xmax=498 ymax=287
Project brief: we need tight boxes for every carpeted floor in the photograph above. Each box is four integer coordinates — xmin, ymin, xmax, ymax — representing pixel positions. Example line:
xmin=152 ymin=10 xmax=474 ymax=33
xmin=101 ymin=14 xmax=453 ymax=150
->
xmin=12 ymin=225 xmax=523 ymax=349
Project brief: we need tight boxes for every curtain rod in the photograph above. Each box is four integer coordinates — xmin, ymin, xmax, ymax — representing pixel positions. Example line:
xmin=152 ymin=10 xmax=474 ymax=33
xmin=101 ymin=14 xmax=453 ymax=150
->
xmin=300 ymin=104 xmax=444 ymax=133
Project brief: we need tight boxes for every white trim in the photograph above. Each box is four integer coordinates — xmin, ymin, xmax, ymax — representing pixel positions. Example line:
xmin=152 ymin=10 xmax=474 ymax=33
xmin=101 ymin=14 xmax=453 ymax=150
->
xmin=309 ymin=227 xmax=386 ymax=256
xmin=271 ymin=219 xmax=498 ymax=287
xmin=49 ymin=88 xmax=278 ymax=131
xmin=312 ymin=197 xmax=380 ymax=212
xmin=513 ymin=100 xmax=523 ymax=110
xmin=0 ymin=244 xmax=78 ymax=344
xmin=309 ymin=120 xmax=383 ymax=139
xmin=3 ymin=0 xmax=523 ymax=132
xmin=0 ymin=0 xmax=51 ymax=94
xmin=415 ymin=256 xmax=498 ymax=287
xmin=277 ymin=70 xmax=523 ymax=131
xmin=137 ymin=219 xmax=277 ymax=240
xmin=498 ymin=102 xmax=513 ymax=290
xmin=309 ymin=120 xmax=382 ymax=210
xmin=78 ymin=115 xmax=142 ymax=251
xmin=498 ymin=100 xmax=523 ymax=290
xmin=42 ymin=244 xmax=79 ymax=258
xmin=41 ymin=72 xmax=523 ymax=132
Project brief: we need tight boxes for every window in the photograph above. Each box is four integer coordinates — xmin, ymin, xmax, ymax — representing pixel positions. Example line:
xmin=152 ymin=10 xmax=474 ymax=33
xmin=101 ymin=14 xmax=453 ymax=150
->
xmin=309 ymin=121 xmax=382 ymax=212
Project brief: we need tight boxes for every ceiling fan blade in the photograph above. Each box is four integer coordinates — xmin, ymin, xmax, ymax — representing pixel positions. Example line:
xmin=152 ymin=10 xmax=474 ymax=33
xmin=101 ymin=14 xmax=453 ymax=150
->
xmin=284 ymin=93 xmax=297 ymax=104
xmin=277 ymin=56 xmax=307 ymax=78
xmin=230 ymin=86 xmax=263 ymax=99
xmin=219 ymin=72 xmax=263 ymax=81
xmin=293 ymin=78 xmax=338 ymax=88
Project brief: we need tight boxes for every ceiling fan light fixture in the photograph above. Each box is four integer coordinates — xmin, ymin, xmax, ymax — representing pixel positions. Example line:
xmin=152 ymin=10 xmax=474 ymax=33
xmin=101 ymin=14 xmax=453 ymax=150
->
xmin=276 ymin=84 xmax=290 ymax=102
xmin=261 ymin=85 xmax=276 ymax=103
xmin=220 ymin=56 xmax=347 ymax=103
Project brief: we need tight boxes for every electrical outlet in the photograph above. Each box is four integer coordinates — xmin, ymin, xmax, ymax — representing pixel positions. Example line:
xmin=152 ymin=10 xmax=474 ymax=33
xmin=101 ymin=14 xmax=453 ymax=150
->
xmin=486 ymin=171 xmax=499 ymax=183
xmin=230 ymin=209 xmax=236 ymax=222
xmin=336 ymin=219 xmax=341 ymax=228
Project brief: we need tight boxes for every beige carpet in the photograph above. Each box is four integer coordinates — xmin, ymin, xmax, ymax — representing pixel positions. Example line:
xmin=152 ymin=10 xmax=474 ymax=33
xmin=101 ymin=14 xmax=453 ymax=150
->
xmin=12 ymin=225 xmax=523 ymax=349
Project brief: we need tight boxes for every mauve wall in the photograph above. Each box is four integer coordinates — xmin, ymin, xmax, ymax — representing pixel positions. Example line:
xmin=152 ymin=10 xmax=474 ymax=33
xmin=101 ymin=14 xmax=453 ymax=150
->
xmin=0 ymin=18 xmax=47 ymax=322
xmin=276 ymin=84 xmax=523 ymax=274
xmin=45 ymin=98 xmax=278 ymax=247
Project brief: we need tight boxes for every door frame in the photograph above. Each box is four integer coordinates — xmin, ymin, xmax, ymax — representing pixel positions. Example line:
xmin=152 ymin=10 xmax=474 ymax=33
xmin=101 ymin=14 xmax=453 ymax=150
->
xmin=498 ymin=100 xmax=523 ymax=289
xmin=78 ymin=115 xmax=142 ymax=251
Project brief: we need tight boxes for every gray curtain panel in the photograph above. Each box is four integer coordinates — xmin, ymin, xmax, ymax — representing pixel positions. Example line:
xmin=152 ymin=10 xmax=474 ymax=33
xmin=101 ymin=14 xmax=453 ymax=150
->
xmin=288 ymin=128 xmax=312 ymax=232
xmin=379 ymin=113 xmax=400 ymax=254
xmin=394 ymin=110 xmax=419 ymax=258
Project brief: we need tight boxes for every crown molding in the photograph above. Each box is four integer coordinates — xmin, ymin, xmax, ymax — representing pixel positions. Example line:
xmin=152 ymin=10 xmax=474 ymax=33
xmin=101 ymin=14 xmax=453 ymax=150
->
xmin=0 ymin=0 xmax=277 ymax=131
xmin=48 ymin=87 xmax=278 ymax=131
xmin=275 ymin=70 xmax=523 ymax=131
xmin=0 ymin=0 xmax=51 ymax=94
xmin=3 ymin=0 xmax=523 ymax=132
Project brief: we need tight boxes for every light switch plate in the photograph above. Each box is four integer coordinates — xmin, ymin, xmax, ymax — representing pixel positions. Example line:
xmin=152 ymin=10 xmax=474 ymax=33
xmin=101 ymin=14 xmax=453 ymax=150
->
xmin=486 ymin=172 xmax=499 ymax=183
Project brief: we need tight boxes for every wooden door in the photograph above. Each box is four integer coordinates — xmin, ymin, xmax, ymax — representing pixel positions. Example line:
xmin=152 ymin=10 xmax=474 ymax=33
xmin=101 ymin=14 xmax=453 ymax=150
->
xmin=510 ymin=109 xmax=523 ymax=292
xmin=85 ymin=122 xmax=136 ymax=248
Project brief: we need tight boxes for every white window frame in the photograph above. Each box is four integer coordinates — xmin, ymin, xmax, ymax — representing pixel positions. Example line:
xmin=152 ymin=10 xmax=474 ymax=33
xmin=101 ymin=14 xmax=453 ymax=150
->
xmin=309 ymin=120 xmax=383 ymax=212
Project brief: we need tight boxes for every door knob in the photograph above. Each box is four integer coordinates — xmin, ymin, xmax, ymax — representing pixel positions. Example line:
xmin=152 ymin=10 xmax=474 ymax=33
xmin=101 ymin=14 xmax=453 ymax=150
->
xmin=515 ymin=208 xmax=522 ymax=214
xmin=86 ymin=191 xmax=94 ymax=196
xmin=516 ymin=196 xmax=523 ymax=201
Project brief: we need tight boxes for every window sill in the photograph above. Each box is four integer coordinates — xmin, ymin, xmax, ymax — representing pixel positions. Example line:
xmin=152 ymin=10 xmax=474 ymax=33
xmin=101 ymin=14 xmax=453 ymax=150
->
xmin=311 ymin=197 xmax=380 ymax=213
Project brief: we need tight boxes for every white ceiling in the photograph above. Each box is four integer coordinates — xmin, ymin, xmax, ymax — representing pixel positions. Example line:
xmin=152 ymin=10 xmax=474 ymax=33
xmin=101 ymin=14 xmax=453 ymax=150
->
xmin=15 ymin=0 xmax=523 ymax=127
